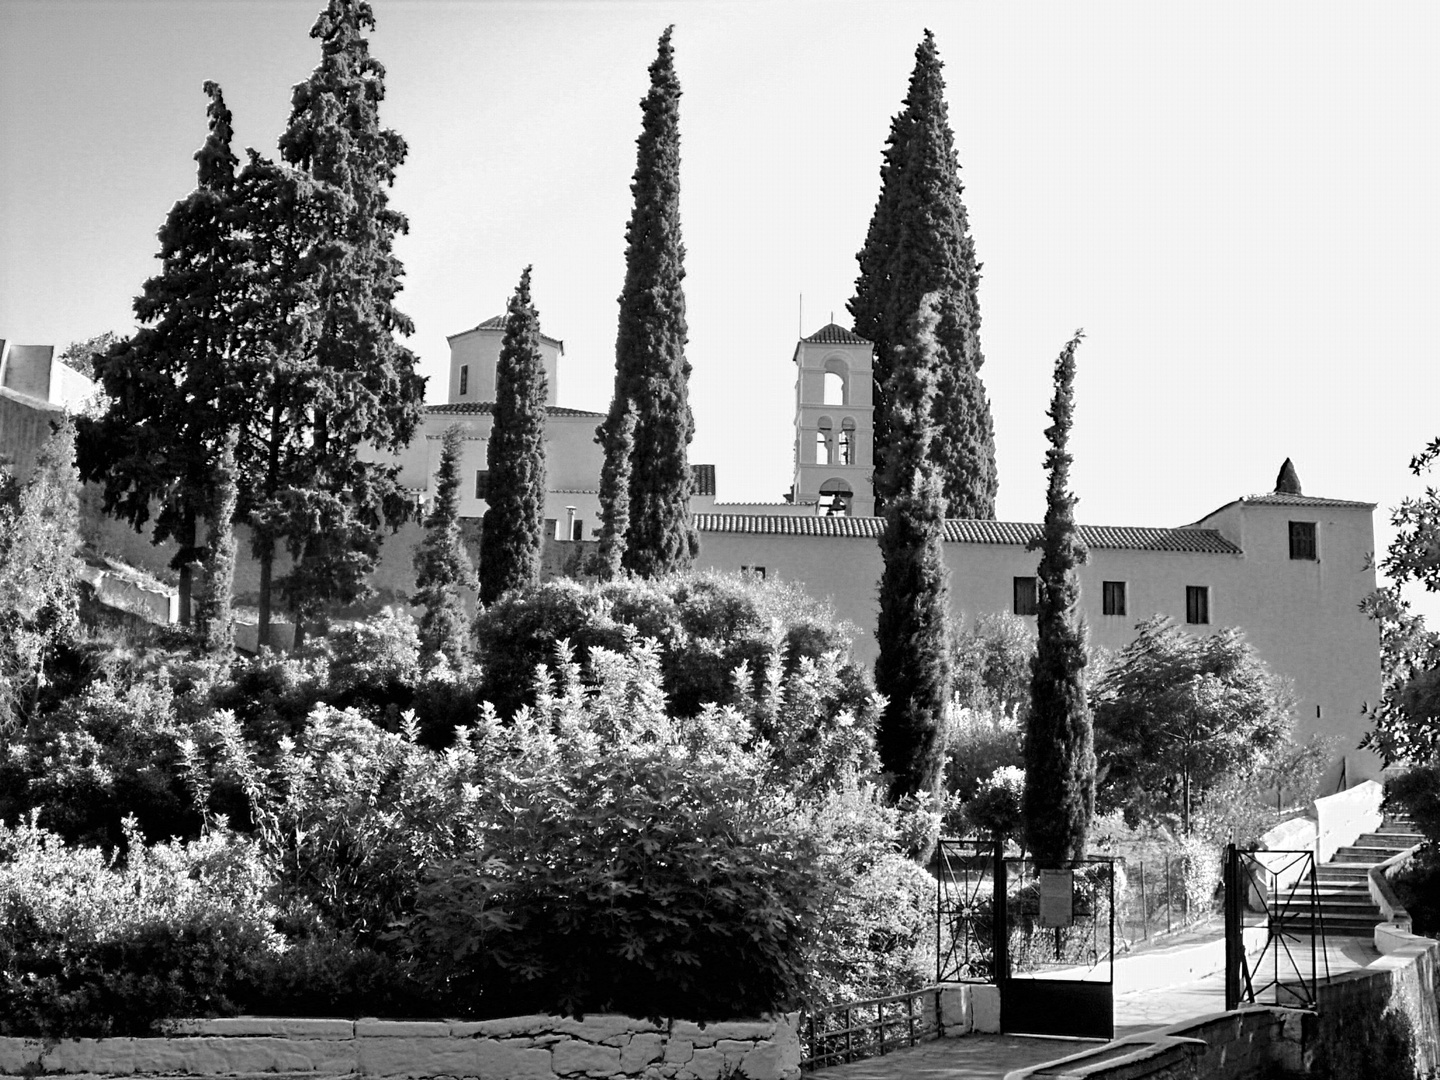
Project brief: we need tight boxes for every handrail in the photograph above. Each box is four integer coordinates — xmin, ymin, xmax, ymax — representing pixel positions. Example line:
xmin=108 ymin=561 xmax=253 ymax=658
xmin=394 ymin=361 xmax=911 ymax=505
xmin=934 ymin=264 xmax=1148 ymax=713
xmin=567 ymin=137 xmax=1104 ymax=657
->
xmin=798 ymin=986 xmax=941 ymax=1072
xmin=1369 ymin=843 xmax=1421 ymax=933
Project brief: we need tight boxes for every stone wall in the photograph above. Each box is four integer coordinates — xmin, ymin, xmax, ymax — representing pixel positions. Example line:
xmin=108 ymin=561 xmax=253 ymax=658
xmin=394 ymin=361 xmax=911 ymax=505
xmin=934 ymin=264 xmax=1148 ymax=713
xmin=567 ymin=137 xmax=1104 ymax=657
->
xmin=0 ymin=1013 xmax=800 ymax=1080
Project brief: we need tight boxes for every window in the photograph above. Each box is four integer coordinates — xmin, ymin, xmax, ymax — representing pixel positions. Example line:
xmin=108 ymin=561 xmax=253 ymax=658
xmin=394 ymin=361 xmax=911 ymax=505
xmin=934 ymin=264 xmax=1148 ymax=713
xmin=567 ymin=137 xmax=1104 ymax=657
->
xmin=742 ymin=565 xmax=767 ymax=579
xmin=815 ymin=430 xmax=831 ymax=466
xmin=1289 ymin=521 xmax=1317 ymax=560
xmin=571 ymin=517 xmax=584 ymax=541
xmin=1014 ymin=576 xmax=1038 ymax=616
xmin=838 ymin=419 xmax=855 ymax=465
xmin=459 ymin=364 xmax=469 ymax=396
xmin=474 ymin=470 xmax=489 ymax=500
xmin=1186 ymin=585 xmax=1209 ymax=625
xmin=1102 ymin=580 xmax=1126 ymax=616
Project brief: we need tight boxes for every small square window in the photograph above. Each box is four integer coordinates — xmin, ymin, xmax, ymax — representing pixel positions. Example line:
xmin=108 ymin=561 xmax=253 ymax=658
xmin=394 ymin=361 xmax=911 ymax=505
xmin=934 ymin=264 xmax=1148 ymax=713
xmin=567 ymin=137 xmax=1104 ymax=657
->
xmin=459 ymin=364 xmax=469 ymax=396
xmin=742 ymin=565 xmax=767 ymax=580
xmin=1014 ymin=576 xmax=1038 ymax=616
xmin=1102 ymin=580 xmax=1126 ymax=616
xmin=1289 ymin=521 xmax=1317 ymax=560
xmin=474 ymin=470 xmax=490 ymax=500
xmin=1186 ymin=585 xmax=1210 ymax=625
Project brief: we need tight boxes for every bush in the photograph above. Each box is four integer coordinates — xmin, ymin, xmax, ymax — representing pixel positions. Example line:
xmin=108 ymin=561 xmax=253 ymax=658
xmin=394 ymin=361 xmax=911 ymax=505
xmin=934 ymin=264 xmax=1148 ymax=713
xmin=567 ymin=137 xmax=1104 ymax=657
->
xmin=472 ymin=572 xmax=874 ymax=729
xmin=1386 ymin=764 xmax=1440 ymax=844
xmin=944 ymin=705 xmax=1022 ymax=806
xmin=0 ymin=817 xmax=280 ymax=1037
xmin=952 ymin=613 xmax=1034 ymax=718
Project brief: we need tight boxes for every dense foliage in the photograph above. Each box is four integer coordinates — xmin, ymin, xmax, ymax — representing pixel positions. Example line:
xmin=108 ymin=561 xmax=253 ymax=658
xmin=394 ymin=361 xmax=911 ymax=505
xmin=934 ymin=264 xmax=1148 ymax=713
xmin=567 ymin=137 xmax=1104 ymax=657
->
xmin=480 ymin=268 xmax=548 ymax=604
xmin=0 ymin=563 xmax=933 ymax=1034
xmin=413 ymin=425 xmax=477 ymax=667
xmin=1092 ymin=617 xmax=1292 ymax=833
xmin=599 ymin=26 xmax=698 ymax=577
xmin=1359 ymin=586 xmax=1440 ymax=765
xmin=1023 ymin=331 xmax=1095 ymax=865
xmin=873 ymin=297 xmax=953 ymax=803
xmin=0 ymin=419 xmax=84 ymax=737
xmin=849 ymin=30 xmax=997 ymax=519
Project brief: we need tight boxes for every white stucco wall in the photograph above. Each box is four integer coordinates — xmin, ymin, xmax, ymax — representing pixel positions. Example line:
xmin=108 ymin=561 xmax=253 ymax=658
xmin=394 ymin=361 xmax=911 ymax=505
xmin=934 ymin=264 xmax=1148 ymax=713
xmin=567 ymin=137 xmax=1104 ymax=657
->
xmin=695 ymin=505 xmax=1382 ymax=781
xmin=446 ymin=326 xmax=561 ymax=407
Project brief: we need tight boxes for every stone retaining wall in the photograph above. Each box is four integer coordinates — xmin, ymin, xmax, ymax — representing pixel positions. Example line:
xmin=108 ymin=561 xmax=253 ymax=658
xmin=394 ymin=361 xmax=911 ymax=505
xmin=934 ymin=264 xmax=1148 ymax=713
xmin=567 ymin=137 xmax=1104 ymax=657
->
xmin=0 ymin=1013 xmax=801 ymax=1080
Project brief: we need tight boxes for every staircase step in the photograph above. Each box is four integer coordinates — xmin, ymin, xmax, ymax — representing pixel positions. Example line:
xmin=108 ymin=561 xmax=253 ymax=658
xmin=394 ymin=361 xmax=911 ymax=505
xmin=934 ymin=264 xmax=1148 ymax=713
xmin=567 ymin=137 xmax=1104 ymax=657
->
xmin=1332 ymin=846 xmax=1398 ymax=862
xmin=1357 ymin=831 xmax=1423 ymax=847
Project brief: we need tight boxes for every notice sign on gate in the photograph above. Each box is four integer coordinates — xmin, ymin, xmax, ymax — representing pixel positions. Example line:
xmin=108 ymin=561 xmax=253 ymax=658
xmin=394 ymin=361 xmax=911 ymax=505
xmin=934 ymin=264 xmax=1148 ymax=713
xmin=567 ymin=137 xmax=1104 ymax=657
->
xmin=1038 ymin=869 xmax=1074 ymax=928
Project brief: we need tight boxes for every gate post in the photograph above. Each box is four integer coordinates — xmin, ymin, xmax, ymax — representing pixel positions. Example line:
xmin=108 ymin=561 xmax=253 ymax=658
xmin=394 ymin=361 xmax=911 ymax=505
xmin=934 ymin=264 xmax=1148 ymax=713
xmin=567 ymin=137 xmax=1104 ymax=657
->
xmin=992 ymin=835 xmax=1008 ymax=984
xmin=1223 ymin=843 xmax=1240 ymax=1011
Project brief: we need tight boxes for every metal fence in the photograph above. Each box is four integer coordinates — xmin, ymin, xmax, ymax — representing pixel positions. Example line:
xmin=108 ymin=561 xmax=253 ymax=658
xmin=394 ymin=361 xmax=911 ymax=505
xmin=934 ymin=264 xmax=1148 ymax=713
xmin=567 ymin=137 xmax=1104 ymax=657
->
xmin=1115 ymin=856 xmax=1219 ymax=947
xmin=798 ymin=988 xmax=942 ymax=1072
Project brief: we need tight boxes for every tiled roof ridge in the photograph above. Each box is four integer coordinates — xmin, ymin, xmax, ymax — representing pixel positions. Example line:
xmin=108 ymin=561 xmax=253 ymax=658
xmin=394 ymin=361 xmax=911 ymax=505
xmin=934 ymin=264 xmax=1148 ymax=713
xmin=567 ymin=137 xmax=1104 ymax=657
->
xmin=1239 ymin=492 xmax=1375 ymax=509
xmin=425 ymin=402 xmax=604 ymax=418
xmin=692 ymin=514 xmax=1242 ymax=554
xmin=453 ymin=316 xmax=564 ymax=349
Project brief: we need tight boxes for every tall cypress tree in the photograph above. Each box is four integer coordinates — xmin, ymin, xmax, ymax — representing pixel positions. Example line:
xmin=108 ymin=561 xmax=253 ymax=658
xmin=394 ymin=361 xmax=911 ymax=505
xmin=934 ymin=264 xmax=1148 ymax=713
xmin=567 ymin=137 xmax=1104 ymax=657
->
xmin=77 ymin=82 xmax=241 ymax=626
xmin=479 ymin=267 xmax=549 ymax=604
xmin=599 ymin=26 xmax=697 ymax=578
xmin=592 ymin=401 xmax=635 ymax=580
xmin=253 ymin=0 xmax=424 ymax=646
xmin=414 ymin=424 xmax=477 ymax=666
xmin=1022 ymin=331 xmax=1095 ymax=865
xmin=874 ymin=295 xmax=953 ymax=802
xmin=849 ymin=30 xmax=997 ymax=520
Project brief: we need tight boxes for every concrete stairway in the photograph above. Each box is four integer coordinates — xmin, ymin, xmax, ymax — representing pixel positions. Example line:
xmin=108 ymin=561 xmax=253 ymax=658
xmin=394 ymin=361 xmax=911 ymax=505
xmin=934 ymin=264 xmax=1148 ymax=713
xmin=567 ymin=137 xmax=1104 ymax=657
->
xmin=1307 ymin=814 xmax=1424 ymax=934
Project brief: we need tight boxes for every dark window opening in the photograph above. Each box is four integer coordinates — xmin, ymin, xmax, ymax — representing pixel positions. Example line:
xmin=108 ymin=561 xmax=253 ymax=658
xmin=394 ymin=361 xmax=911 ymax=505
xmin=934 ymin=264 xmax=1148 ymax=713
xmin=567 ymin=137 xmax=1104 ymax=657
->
xmin=1186 ymin=585 xmax=1210 ymax=625
xmin=1014 ymin=576 xmax=1038 ymax=616
xmin=459 ymin=364 xmax=469 ymax=396
xmin=1289 ymin=521 xmax=1317 ymax=560
xmin=571 ymin=518 xmax=584 ymax=541
xmin=742 ymin=565 xmax=767 ymax=579
xmin=1102 ymin=580 xmax=1126 ymax=616
xmin=474 ymin=470 xmax=489 ymax=500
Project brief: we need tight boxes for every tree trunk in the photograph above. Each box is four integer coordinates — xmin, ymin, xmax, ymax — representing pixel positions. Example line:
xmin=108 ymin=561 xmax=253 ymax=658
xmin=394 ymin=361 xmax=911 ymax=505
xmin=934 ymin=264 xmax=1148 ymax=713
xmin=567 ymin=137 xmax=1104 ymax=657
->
xmin=177 ymin=511 xmax=197 ymax=627
xmin=258 ymin=548 xmax=272 ymax=649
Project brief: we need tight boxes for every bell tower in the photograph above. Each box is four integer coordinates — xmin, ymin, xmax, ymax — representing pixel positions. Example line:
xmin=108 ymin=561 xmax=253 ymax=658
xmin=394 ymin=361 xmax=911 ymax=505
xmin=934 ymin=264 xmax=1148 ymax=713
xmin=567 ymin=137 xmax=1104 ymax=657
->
xmin=791 ymin=323 xmax=875 ymax=516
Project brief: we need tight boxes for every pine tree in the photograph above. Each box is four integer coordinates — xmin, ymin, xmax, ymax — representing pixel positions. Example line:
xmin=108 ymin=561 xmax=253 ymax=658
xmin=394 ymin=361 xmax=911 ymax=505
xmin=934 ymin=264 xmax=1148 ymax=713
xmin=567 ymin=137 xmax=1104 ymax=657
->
xmin=241 ymin=0 xmax=424 ymax=647
xmin=874 ymin=295 xmax=953 ymax=802
xmin=196 ymin=427 xmax=239 ymax=659
xmin=592 ymin=402 xmax=635 ymax=580
xmin=849 ymin=30 xmax=997 ymax=519
xmin=414 ymin=424 xmax=478 ymax=666
xmin=1022 ymin=331 xmax=1096 ymax=865
xmin=478 ymin=268 xmax=549 ymax=605
xmin=600 ymin=26 xmax=697 ymax=578
xmin=77 ymin=81 xmax=241 ymax=626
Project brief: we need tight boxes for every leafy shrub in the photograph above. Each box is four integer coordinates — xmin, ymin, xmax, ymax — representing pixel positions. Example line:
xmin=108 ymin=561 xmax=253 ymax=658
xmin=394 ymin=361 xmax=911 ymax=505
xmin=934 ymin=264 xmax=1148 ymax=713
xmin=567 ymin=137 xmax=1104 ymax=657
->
xmin=1386 ymin=764 xmax=1440 ymax=844
xmin=0 ymin=817 xmax=279 ymax=1037
xmin=952 ymin=613 xmax=1034 ymax=718
xmin=472 ymin=572 xmax=874 ymax=728
xmin=944 ymin=705 xmax=1023 ymax=806
xmin=954 ymin=766 xmax=1026 ymax=838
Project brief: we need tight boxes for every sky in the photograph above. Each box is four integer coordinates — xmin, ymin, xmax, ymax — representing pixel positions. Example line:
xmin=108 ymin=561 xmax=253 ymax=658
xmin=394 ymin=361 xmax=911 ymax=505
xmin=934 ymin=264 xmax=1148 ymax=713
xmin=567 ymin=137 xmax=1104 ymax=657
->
xmin=3 ymin=0 xmax=1439 ymax=616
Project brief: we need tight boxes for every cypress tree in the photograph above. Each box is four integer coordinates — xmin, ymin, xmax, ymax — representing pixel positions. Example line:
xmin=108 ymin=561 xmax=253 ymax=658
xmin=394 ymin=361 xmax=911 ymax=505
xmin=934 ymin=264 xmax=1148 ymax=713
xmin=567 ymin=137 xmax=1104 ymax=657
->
xmin=874 ymin=295 xmax=953 ymax=802
xmin=592 ymin=402 xmax=635 ymax=580
xmin=414 ymin=424 xmax=478 ymax=666
xmin=77 ymin=81 xmax=241 ymax=626
xmin=600 ymin=26 xmax=697 ymax=578
xmin=255 ymin=0 xmax=424 ymax=646
xmin=196 ymin=427 xmax=239 ymax=659
xmin=1022 ymin=331 xmax=1096 ymax=865
xmin=849 ymin=30 xmax=997 ymax=519
xmin=479 ymin=267 xmax=549 ymax=605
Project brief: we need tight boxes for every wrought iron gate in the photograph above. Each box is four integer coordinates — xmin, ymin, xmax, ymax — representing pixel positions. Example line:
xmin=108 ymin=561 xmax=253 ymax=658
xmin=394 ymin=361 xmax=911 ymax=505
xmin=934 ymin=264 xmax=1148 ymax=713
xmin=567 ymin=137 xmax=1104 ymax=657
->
xmin=936 ymin=841 xmax=1115 ymax=1040
xmin=1000 ymin=856 xmax=1115 ymax=1039
xmin=936 ymin=837 xmax=999 ymax=982
xmin=1224 ymin=845 xmax=1330 ymax=1010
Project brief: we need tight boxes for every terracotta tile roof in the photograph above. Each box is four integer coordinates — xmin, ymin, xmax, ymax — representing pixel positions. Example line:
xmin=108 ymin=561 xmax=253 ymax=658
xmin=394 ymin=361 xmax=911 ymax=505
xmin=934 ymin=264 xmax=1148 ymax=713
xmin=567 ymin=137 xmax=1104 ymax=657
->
xmin=693 ymin=515 xmax=1241 ymax=554
xmin=451 ymin=315 xmax=564 ymax=351
xmin=426 ymin=402 xmax=603 ymax=418
xmin=691 ymin=463 xmax=716 ymax=496
xmin=804 ymin=323 xmax=871 ymax=346
xmin=1239 ymin=492 xmax=1376 ymax=509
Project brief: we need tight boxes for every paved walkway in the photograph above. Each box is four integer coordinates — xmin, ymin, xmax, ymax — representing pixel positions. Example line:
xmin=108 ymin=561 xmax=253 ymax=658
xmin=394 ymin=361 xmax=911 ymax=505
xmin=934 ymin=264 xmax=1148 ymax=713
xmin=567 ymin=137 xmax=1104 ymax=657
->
xmin=808 ymin=934 xmax=1382 ymax=1080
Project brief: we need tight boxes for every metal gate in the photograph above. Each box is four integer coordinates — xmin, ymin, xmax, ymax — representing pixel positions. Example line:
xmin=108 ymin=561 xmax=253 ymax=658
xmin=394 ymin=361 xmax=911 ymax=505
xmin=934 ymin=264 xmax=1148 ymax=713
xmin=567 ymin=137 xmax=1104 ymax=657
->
xmin=936 ymin=841 xmax=1114 ymax=1040
xmin=1000 ymin=856 xmax=1115 ymax=1039
xmin=936 ymin=837 xmax=999 ymax=982
xmin=1224 ymin=845 xmax=1330 ymax=1010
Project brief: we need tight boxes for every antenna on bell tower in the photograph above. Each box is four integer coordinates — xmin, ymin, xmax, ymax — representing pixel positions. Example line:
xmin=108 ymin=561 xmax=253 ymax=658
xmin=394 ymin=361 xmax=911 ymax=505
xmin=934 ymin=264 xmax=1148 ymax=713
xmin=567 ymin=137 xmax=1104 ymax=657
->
xmin=798 ymin=294 xmax=803 ymax=339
